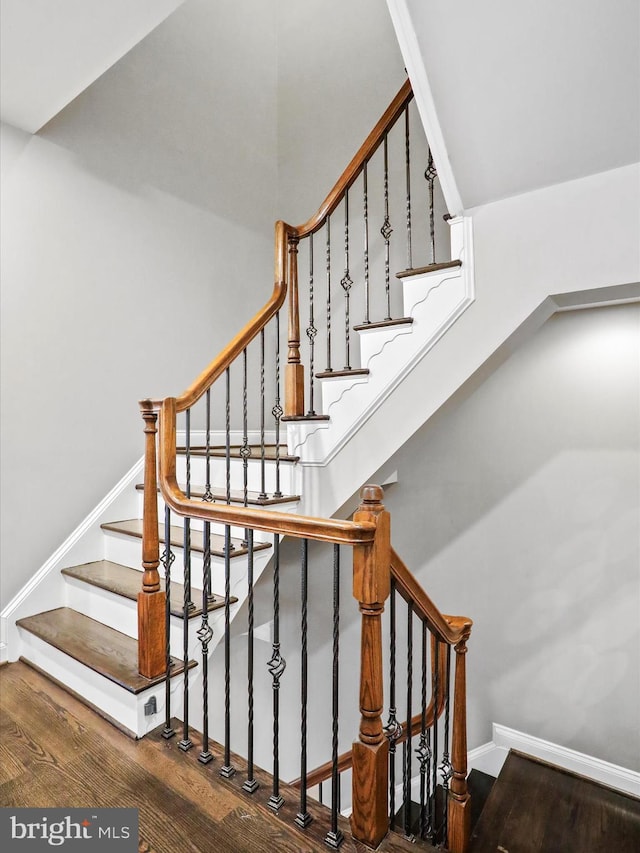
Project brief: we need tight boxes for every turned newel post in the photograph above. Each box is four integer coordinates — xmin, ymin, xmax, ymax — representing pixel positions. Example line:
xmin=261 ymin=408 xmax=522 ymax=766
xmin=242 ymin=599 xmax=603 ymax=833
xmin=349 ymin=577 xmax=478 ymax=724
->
xmin=448 ymin=633 xmax=472 ymax=853
xmin=350 ymin=485 xmax=391 ymax=848
xmin=285 ymin=234 xmax=305 ymax=417
xmin=137 ymin=400 xmax=167 ymax=679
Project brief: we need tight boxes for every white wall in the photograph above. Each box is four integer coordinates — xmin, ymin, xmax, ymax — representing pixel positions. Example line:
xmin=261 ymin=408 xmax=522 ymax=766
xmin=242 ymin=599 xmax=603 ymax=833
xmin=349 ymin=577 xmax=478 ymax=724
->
xmin=373 ymin=304 xmax=640 ymax=770
xmin=0 ymin=0 xmax=278 ymax=605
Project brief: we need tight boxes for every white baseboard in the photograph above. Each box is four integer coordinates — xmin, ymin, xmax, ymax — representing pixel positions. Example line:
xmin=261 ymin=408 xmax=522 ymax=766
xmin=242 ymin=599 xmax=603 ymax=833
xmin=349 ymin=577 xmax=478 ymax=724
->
xmin=468 ymin=723 xmax=640 ymax=798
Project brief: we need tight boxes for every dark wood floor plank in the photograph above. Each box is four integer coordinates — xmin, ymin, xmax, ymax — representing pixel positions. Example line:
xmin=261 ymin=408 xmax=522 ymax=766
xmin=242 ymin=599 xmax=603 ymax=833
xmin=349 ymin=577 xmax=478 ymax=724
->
xmin=470 ymin=750 xmax=640 ymax=853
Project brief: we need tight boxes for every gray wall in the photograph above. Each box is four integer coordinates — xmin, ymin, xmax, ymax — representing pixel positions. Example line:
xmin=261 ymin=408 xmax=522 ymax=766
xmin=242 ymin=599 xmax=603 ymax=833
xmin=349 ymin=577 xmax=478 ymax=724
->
xmin=373 ymin=303 xmax=640 ymax=769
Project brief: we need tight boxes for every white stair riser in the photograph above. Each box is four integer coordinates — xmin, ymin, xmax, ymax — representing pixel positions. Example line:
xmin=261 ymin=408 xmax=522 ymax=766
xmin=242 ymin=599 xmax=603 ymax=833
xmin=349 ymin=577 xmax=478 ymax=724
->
xmin=175 ymin=455 xmax=299 ymax=496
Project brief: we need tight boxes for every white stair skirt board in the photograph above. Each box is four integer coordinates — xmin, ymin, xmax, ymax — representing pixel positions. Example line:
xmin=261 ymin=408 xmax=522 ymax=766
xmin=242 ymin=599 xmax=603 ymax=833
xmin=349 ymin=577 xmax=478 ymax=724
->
xmin=466 ymin=723 xmax=640 ymax=798
xmin=287 ymin=216 xmax=474 ymax=469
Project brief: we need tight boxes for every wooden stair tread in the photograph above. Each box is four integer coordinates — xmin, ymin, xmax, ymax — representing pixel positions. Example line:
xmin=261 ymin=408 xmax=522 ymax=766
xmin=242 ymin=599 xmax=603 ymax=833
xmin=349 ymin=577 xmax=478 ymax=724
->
xmin=177 ymin=444 xmax=299 ymax=462
xmin=315 ymin=368 xmax=370 ymax=379
xmin=134 ymin=482 xmax=300 ymax=506
xmin=101 ymin=520 xmax=272 ymax=558
xmin=353 ymin=317 xmax=413 ymax=331
xmin=469 ymin=751 xmax=640 ymax=853
xmin=395 ymin=258 xmax=462 ymax=278
xmin=61 ymin=560 xmax=234 ymax=618
xmin=16 ymin=608 xmax=196 ymax=694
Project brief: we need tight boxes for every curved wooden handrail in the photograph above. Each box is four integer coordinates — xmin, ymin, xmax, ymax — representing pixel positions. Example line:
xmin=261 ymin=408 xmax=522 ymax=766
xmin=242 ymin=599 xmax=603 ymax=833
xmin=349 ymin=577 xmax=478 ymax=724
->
xmin=168 ymin=219 xmax=294 ymax=413
xmin=391 ymin=547 xmax=472 ymax=644
xmin=155 ymin=396 xmax=376 ymax=545
xmin=292 ymin=79 xmax=413 ymax=239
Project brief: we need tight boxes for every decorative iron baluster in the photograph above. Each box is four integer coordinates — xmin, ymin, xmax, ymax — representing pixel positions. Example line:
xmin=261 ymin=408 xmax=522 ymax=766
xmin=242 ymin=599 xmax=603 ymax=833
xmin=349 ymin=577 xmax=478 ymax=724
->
xmin=363 ymin=162 xmax=370 ymax=325
xmin=341 ymin=191 xmax=353 ymax=370
xmin=295 ymin=539 xmax=312 ymax=829
xmin=242 ymin=529 xmax=259 ymax=793
xmin=220 ymin=521 xmax=235 ymax=779
xmin=267 ymin=534 xmax=286 ymax=811
xmin=439 ymin=645 xmax=453 ymax=846
xmin=425 ymin=149 xmax=437 ymax=265
xmin=272 ymin=312 xmax=283 ymax=498
xmin=259 ymin=328 xmax=267 ymax=500
xmin=405 ymin=105 xmax=412 ymax=271
xmin=241 ymin=347 xmax=251 ymax=546
xmin=431 ymin=637 xmax=440 ymax=836
xmin=161 ymin=505 xmax=175 ymax=740
xmin=416 ymin=621 xmax=432 ymax=841
xmin=381 ymin=133 xmax=393 ymax=321
xmin=178 ymin=408 xmax=193 ymax=753
xmin=385 ymin=579 xmax=402 ymax=829
xmin=198 ymin=521 xmax=214 ymax=765
xmin=224 ymin=368 xmax=234 ymax=554
xmin=306 ymin=234 xmax=317 ymax=416
xmin=318 ymin=781 xmax=323 ymax=806
xmin=325 ymin=544 xmax=344 ymax=849
xmin=403 ymin=603 xmax=414 ymax=840
xmin=203 ymin=389 xmax=213 ymax=503
xmin=325 ymin=217 xmax=333 ymax=372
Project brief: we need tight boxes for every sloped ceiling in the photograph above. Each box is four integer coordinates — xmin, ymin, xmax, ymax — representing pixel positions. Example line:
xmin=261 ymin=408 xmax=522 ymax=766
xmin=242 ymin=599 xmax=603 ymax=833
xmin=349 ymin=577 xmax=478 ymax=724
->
xmin=400 ymin=0 xmax=640 ymax=209
xmin=0 ymin=0 xmax=184 ymax=133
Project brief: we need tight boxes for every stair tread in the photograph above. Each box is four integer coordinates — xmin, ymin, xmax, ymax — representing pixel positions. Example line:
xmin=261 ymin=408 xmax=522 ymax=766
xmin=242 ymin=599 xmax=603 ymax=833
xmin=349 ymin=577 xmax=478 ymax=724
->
xmin=135 ymin=482 xmax=300 ymax=506
xmin=61 ymin=560 xmax=234 ymax=618
xmin=353 ymin=317 xmax=413 ymax=331
xmin=316 ymin=368 xmax=370 ymax=379
xmin=395 ymin=258 xmax=462 ymax=278
xmin=16 ymin=608 xmax=195 ymax=694
xmin=177 ymin=444 xmax=299 ymax=462
xmin=101 ymin=520 xmax=272 ymax=558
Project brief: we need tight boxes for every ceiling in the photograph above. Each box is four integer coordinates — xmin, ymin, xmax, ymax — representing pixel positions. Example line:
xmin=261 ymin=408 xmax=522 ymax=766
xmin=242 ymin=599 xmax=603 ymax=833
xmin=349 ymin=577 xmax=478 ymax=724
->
xmin=0 ymin=0 xmax=184 ymax=133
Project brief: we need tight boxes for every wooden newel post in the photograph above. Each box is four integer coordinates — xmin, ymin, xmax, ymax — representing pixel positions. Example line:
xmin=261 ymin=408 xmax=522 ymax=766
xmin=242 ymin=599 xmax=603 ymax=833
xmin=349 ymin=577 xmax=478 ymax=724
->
xmin=285 ymin=234 xmax=305 ymax=417
xmin=137 ymin=400 xmax=167 ymax=679
xmin=447 ymin=634 xmax=472 ymax=853
xmin=350 ymin=485 xmax=391 ymax=848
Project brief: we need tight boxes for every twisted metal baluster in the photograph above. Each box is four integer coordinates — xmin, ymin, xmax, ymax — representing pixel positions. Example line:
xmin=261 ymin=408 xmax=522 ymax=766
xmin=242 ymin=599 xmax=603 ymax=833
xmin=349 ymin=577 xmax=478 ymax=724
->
xmin=381 ymin=133 xmax=393 ymax=321
xmin=295 ymin=539 xmax=312 ymax=828
xmin=272 ymin=312 xmax=283 ymax=498
xmin=385 ymin=579 xmax=402 ymax=829
xmin=223 ymin=368 xmax=234 ymax=553
xmin=178 ymin=408 xmax=193 ymax=752
xmin=341 ymin=191 xmax=353 ymax=370
xmin=242 ymin=529 xmax=259 ymax=793
xmin=363 ymin=162 xmax=370 ymax=324
xmin=203 ymin=389 xmax=213 ymax=503
xmin=161 ymin=505 xmax=175 ymax=740
xmin=219 ymin=520 xmax=235 ymax=778
xmin=416 ymin=620 xmax=433 ymax=840
xmin=425 ymin=149 xmax=437 ymax=265
xmin=306 ymin=234 xmax=317 ymax=416
xmin=403 ymin=603 xmax=414 ymax=840
xmin=439 ymin=645 xmax=453 ymax=846
xmin=267 ymin=534 xmax=286 ymax=811
xmin=405 ymin=105 xmax=412 ymax=271
xmin=241 ymin=347 xmax=251 ymax=546
xmin=198 ymin=521 xmax=214 ymax=764
xmin=259 ymin=329 xmax=267 ymax=500
xmin=325 ymin=544 xmax=344 ymax=849
xmin=431 ymin=638 xmax=440 ymax=836
xmin=325 ymin=217 xmax=332 ymax=372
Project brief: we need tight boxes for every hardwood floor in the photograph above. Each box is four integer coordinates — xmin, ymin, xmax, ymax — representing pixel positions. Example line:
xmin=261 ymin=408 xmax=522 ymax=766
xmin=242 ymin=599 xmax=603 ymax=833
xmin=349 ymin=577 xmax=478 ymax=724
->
xmin=0 ymin=661 xmax=416 ymax=853
xmin=469 ymin=750 xmax=640 ymax=853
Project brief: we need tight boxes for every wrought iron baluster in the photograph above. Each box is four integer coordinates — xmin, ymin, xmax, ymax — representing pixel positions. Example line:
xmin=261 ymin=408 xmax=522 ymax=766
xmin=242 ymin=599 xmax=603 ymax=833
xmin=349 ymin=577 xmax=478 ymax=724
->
xmin=259 ymin=328 xmax=267 ymax=500
xmin=325 ymin=217 xmax=332 ymax=372
xmin=403 ymin=603 xmax=414 ymax=840
xmin=439 ymin=645 xmax=453 ymax=845
xmin=242 ymin=529 xmax=259 ymax=793
xmin=363 ymin=162 xmax=370 ymax=324
xmin=161 ymin=505 xmax=175 ymax=740
xmin=223 ymin=368 xmax=234 ymax=554
xmin=325 ymin=544 xmax=344 ymax=849
xmin=198 ymin=521 xmax=214 ymax=764
xmin=295 ymin=539 xmax=312 ymax=829
xmin=203 ymin=389 xmax=213 ymax=503
xmin=241 ymin=348 xmax=251 ymax=546
xmin=425 ymin=149 xmax=437 ymax=265
xmin=381 ymin=133 xmax=393 ymax=321
xmin=405 ymin=106 xmax=412 ymax=271
xmin=267 ymin=534 xmax=285 ymax=811
xmin=385 ymin=579 xmax=401 ymax=829
xmin=416 ymin=620 xmax=432 ymax=841
xmin=220 ymin=521 xmax=235 ymax=779
xmin=272 ymin=312 xmax=283 ymax=498
xmin=178 ymin=408 xmax=193 ymax=753
xmin=431 ymin=637 xmax=440 ymax=836
xmin=341 ymin=191 xmax=353 ymax=370
xmin=306 ymin=234 xmax=317 ymax=415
